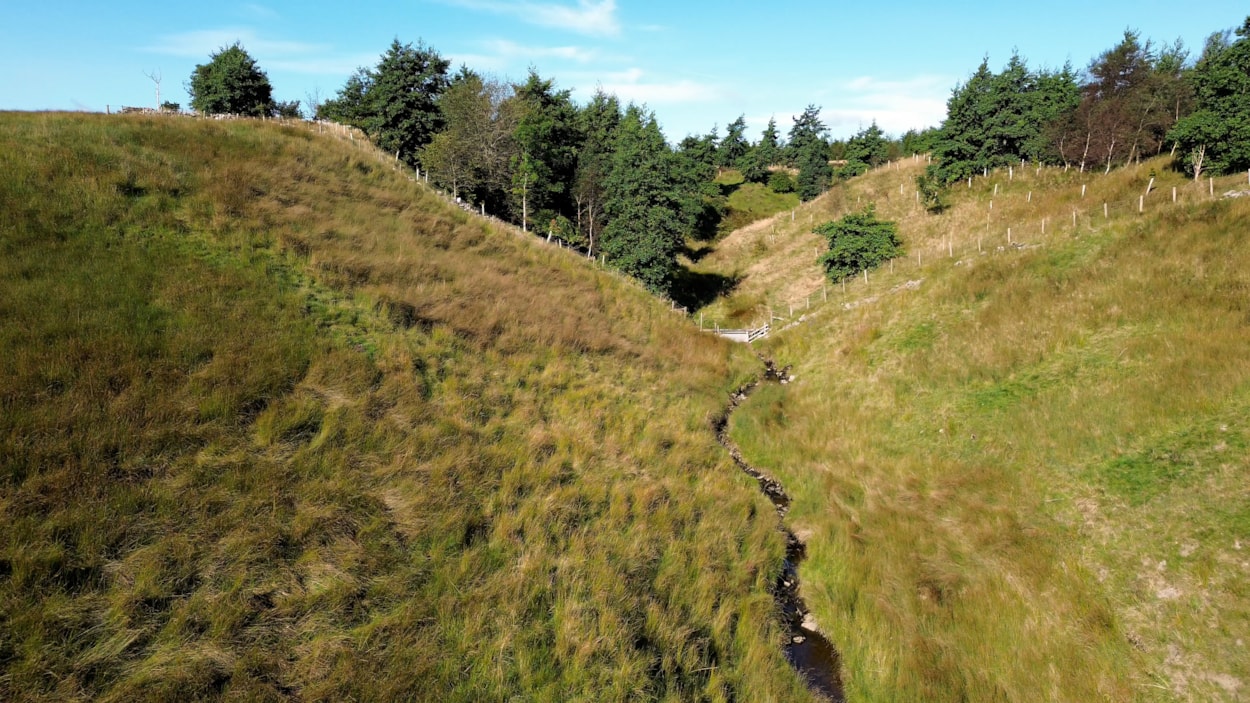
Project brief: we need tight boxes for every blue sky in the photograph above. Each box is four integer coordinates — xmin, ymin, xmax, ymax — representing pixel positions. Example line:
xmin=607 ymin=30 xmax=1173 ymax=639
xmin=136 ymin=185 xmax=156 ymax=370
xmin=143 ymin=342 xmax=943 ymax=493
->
xmin=2 ymin=1 xmax=1246 ymax=141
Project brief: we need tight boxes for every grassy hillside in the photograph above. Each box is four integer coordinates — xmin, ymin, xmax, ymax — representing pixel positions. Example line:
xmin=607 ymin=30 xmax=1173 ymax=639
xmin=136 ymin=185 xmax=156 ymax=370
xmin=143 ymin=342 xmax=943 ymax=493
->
xmin=707 ymin=170 xmax=801 ymax=239
xmin=0 ymin=113 xmax=822 ymax=702
xmin=700 ymin=156 xmax=1250 ymax=700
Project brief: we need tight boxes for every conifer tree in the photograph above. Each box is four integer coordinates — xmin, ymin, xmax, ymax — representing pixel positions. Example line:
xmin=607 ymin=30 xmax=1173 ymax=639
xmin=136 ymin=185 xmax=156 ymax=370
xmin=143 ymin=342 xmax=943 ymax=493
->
xmin=719 ymin=115 xmax=750 ymax=169
xmin=320 ymin=39 xmax=450 ymax=168
xmin=789 ymin=105 xmax=831 ymax=200
xmin=602 ymin=106 xmax=686 ymax=293
xmin=187 ymin=43 xmax=274 ymax=117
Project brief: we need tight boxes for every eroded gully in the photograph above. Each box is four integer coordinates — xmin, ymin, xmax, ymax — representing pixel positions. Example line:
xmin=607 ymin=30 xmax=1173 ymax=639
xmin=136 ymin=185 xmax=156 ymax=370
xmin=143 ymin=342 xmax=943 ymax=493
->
xmin=714 ymin=358 xmax=845 ymax=702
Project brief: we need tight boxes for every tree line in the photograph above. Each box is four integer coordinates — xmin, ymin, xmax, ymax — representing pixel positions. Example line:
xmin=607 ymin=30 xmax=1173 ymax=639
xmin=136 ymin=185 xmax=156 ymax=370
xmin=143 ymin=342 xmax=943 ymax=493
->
xmin=920 ymin=16 xmax=1250 ymax=210
xmin=181 ymin=16 xmax=1249 ymax=291
xmin=306 ymin=40 xmax=922 ymax=293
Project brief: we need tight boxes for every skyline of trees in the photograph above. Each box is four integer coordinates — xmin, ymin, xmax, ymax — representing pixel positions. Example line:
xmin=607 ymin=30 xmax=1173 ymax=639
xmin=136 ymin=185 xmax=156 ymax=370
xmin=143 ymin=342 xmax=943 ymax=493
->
xmin=187 ymin=14 xmax=1250 ymax=291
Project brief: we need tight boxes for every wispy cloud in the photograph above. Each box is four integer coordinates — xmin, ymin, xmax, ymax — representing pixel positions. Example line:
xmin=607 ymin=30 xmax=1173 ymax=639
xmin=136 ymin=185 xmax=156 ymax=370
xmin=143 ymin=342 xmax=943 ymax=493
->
xmin=586 ymin=67 xmax=727 ymax=105
xmin=440 ymin=0 xmax=620 ymax=36
xmin=267 ymin=54 xmax=380 ymax=75
xmin=481 ymin=39 xmax=598 ymax=63
xmin=819 ymin=75 xmax=952 ymax=137
xmin=144 ymin=28 xmax=325 ymax=58
xmin=241 ymin=3 xmax=279 ymax=20
xmin=143 ymin=28 xmax=374 ymax=75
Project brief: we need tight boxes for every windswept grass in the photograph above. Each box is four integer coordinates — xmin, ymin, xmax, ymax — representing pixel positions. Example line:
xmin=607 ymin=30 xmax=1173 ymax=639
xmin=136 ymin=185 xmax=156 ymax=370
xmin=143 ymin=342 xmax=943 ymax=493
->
xmin=701 ymin=154 xmax=1250 ymax=701
xmin=0 ymin=113 xmax=819 ymax=701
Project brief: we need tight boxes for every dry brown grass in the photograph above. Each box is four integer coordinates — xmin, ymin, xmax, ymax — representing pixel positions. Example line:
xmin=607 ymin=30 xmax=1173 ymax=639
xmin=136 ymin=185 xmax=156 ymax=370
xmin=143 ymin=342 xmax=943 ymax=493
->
xmin=703 ymin=153 xmax=1250 ymax=701
xmin=0 ymin=112 xmax=819 ymax=702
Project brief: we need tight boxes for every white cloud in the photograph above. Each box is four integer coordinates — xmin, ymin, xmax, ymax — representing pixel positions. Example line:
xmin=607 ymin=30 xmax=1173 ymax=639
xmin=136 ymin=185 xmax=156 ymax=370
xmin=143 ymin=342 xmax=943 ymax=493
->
xmin=241 ymin=3 xmax=279 ymax=20
xmin=819 ymin=75 xmax=952 ymax=137
xmin=481 ymin=39 xmax=598 ymax=63
xmin=588 ymin=68 xmax=726 ymax=105
xmin=267 ymin=53 xmax=379 ymax=75
xmin=144 ymin=28 xmax=325 ymax=59
xmin=440 ymin=0 xmax=620 ymax=36
xmin=144 ymin=28 xmax=375 ymax=75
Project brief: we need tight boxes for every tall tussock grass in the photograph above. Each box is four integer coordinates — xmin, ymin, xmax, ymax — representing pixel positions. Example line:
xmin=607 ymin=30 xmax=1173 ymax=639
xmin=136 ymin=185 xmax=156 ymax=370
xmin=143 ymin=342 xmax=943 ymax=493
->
xmin=0 ymin=113 xmax=817 ymax=701
xmin=708 ymin=153 xmax=1250 ymax=701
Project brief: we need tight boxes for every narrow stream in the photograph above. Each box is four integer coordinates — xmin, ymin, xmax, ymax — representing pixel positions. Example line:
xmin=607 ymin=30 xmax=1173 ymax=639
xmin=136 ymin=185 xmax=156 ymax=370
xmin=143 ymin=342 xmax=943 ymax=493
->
xmin=715 ymin=359 xmax=845 ymax=701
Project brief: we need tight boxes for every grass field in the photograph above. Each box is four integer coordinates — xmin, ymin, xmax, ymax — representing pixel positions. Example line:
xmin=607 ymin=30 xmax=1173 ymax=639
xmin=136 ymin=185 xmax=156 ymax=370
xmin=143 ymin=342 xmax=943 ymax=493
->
xmin=8 ymin=110 xmax=1249 ymax=702
xmin=0 ymin=113 xmax=824 ymax=702
xmin=701 ymin=155 xmax=1250 ymax=701
xmin=705 ymin=169 xmax=800 ymax=240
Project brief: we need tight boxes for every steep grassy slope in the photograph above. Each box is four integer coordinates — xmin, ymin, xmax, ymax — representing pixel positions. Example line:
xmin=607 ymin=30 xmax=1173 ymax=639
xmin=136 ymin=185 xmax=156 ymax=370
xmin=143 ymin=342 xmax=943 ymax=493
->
xmin=700 ymin=157 xmax=1250 ymax=701
xmin=0 ymin=113 xmax=819 ymax=702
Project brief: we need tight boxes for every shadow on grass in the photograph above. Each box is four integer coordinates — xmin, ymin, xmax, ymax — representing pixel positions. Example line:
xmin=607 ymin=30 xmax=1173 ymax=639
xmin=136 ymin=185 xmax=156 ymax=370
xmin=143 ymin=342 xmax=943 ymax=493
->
xmin=670 ymin=265 xmax=739 ymax=311
xmin=681 ymin=242 xmax=716 ymax=263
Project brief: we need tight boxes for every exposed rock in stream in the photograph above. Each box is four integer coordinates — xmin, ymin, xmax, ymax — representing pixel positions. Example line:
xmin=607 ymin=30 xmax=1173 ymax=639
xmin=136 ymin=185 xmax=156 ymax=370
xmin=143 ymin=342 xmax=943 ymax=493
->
xmin=715 ymin=359 xmax=844 ymax=701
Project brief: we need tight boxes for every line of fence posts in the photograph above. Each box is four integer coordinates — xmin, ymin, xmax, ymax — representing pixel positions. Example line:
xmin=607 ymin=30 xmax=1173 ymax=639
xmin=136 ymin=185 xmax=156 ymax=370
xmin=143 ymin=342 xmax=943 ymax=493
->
xmin=706 ymin=161 xmax=1250 ymax=340
xmin=299 ymin=119 xmax=1250 ymax=341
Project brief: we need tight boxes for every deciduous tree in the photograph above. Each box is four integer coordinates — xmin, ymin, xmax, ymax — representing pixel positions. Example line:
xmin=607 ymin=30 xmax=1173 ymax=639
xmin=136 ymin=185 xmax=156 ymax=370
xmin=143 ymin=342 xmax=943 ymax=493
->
xmin=1169 ymin=17 xmax=1250 ymax=177
xmin=816 ymin=206 xmax=902 ymax=282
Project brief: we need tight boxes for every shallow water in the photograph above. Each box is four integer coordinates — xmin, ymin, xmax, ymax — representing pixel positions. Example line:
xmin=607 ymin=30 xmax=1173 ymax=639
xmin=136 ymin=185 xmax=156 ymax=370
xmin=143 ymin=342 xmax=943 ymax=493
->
xmin=717 ymin=360 xmax=845 ymax=701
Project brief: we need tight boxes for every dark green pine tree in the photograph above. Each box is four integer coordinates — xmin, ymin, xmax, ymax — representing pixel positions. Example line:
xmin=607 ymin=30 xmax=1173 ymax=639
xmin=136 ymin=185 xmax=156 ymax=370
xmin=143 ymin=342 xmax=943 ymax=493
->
xmin=928 ymin=59 xmax=998 ymax=184
xmin=601 ymin=106 xmax=687 ymax=293
xmin=757 ymin=117 xmax=782 ymax=165
xmin=839 ymin=121 xmax=890 ymax=178
xmin=719 ymin=115 xmax=750 ymax=169
xmin=789 ymin=105 xmax=831 ymax=201
xmin=187 ymin=42 xmax=275 ymax=117
xmin=320 ymin=39 xmax=450 ymax=168
xmin=739 ymin=117 xmax=782 ymax=183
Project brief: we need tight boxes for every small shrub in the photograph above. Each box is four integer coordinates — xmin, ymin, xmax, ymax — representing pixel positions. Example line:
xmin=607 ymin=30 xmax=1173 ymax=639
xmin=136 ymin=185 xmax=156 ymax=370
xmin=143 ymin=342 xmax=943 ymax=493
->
xmin=915 ymin=172 xmax=951 ymax=214
xmin=815 ymin=205 xmax=902 ymax=282
xmin=767 ymin=171 xmax=795 ymax=194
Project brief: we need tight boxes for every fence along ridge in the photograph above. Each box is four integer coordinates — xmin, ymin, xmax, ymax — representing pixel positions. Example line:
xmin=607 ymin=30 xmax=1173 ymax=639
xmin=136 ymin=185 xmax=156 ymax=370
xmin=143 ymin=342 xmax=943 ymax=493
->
xmin=701 ymin=158 xmax=1250 ymax=344
xmin=123 ymin=113 xmax=1250 ymax=343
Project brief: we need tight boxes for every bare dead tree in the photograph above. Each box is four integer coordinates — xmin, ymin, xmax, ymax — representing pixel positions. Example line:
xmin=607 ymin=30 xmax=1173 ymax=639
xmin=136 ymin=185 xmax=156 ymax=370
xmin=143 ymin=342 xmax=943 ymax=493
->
xmin=143 ymin=69 xmax=162 ymax=110
xmin=304 ymin=86 xmax=324 ymax=119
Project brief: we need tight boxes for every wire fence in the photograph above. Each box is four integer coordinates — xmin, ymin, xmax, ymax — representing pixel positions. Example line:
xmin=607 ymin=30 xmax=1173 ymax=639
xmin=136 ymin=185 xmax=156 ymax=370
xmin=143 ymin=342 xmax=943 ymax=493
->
xmin=110 ymin=111 xmax=1250 ymax=344
xmin=705 ymin=157 xmax=1250 ymax=343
